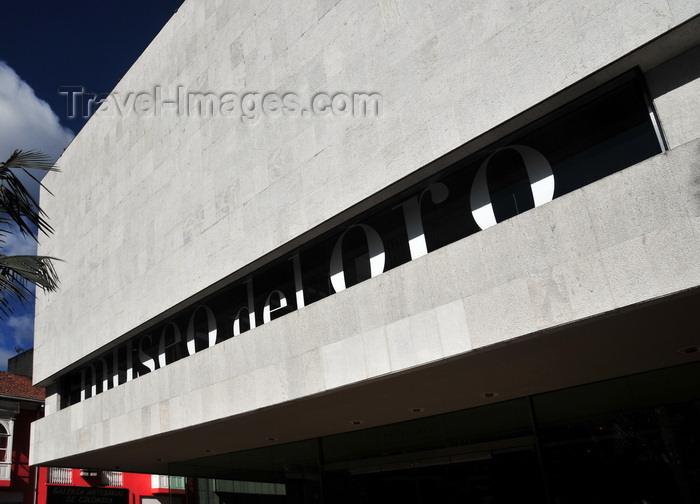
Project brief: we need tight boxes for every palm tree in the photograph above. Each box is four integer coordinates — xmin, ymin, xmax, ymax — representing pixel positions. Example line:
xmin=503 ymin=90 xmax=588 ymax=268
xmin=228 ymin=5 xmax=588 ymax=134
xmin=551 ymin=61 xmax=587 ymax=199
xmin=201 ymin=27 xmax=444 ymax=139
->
xmin=0 ymin=149 xmax=59 ymax=318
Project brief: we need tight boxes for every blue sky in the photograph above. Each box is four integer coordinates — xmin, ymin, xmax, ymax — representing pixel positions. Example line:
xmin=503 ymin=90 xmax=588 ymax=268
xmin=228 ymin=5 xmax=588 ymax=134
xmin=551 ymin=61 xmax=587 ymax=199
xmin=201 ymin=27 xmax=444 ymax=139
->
xmin=0 ymin=1 xmax=184 ymax=370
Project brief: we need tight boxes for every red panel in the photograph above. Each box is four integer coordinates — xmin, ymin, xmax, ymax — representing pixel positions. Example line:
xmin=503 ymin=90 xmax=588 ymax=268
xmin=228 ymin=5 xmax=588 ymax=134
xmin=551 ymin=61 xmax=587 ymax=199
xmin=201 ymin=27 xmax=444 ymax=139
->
xmin=7 ymin=408 xmax=41 ymax=504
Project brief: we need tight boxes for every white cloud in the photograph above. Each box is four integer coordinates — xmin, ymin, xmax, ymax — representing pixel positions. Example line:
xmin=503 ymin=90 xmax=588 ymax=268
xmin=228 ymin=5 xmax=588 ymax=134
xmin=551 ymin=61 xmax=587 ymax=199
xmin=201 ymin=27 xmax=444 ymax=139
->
xmin=0 ymin=312 xmax=34 ymax=370
xmin=0 ymin=62 xmax=71 ymax=363
xmin=2 ymin=228 xmax=38 ymax=255
xmin=7 ymin=314 xmax=35 ymax=346
xmin=0 ymin=61 xmax=74 ymax=162
xmin=0 ymin=62 xmax=71 ymax=260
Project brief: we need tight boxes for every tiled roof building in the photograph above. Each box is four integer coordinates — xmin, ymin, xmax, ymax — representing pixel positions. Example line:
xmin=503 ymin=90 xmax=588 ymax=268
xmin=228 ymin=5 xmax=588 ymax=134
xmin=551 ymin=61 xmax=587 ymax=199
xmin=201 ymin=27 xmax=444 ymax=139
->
xmin=0 ymin=354 xmax=44 ymax=504
xmin=0 ymin=373 xmax=45 ymax=402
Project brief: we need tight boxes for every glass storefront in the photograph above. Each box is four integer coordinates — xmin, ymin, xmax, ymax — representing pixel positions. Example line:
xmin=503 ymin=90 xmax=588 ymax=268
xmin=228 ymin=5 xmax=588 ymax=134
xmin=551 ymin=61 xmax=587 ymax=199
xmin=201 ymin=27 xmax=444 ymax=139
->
xmin=177 ymin=362 xmax=700 ymax=503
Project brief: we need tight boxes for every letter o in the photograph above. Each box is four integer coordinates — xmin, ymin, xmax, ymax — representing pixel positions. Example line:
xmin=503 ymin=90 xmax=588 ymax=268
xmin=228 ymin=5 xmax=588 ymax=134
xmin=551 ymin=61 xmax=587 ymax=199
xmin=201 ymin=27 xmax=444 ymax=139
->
xmin=470 ymin=145 xmax=554 ymax=230
xmin=332 ymin=93 xmax=352 ymax=116
xmin=330 ymin=224 xmax=386 ymax=293
xmin=186 ymin=304 xmax=218 ymax=356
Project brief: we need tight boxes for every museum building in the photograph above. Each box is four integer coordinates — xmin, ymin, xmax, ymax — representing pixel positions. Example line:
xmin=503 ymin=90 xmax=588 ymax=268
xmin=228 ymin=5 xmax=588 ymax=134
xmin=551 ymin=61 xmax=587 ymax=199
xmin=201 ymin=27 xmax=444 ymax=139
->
xmin=31 ymin=1 xmax=700 ymax=502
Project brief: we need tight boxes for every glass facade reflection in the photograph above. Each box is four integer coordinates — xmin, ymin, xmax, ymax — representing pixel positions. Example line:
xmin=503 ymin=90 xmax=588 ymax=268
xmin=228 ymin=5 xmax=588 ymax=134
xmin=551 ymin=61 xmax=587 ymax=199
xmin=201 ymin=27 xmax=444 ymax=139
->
xmin=180 ymin=362 xmax=700 ymax=503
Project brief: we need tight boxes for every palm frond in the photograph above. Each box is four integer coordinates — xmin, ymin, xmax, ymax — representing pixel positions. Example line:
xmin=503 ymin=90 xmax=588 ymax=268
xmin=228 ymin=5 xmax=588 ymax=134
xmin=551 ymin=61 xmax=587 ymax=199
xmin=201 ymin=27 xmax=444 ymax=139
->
xmin=0 ymin=149 xmax=58 ymax=238
xmin=2 ymin=150 xmax=56 ymax=171
xmin=0 ymin=254 xmax=60 ymax=317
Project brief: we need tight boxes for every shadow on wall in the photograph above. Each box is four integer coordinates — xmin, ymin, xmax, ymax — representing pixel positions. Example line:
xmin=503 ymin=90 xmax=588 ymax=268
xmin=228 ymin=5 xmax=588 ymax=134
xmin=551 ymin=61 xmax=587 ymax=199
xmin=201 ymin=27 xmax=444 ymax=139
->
xmin=646 ymin=44 xmax=700 ymax=98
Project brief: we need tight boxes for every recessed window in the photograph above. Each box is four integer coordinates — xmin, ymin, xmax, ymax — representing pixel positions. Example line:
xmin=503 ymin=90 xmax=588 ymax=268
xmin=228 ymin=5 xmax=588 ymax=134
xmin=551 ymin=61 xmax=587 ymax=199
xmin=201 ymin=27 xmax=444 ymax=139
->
xmin=59 ymin=71 xmax=665 ymax=407
xmin=0 ymin=420 xmax=13 ymax=482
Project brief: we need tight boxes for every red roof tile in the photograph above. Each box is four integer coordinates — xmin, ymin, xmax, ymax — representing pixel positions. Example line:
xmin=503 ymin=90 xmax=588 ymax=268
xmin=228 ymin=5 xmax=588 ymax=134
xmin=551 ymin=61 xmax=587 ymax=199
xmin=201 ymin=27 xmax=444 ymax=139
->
xmin=0 ymin=371 xmax=45 ymax=401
